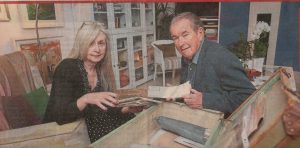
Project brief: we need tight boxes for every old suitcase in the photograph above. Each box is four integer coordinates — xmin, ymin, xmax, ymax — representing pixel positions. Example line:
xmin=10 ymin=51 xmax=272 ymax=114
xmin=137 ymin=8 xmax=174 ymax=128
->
xmin=89 ymin=102 xmax=224 ymax=148
xmin=210 ymin=67 xmax=299 ymax=148
xmin=90 ymin=67 xmax=299 ymax=148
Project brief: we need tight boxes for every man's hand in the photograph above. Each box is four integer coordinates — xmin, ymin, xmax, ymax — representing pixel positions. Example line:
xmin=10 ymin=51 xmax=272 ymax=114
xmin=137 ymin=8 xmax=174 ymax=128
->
xmin=182 ymin=89 xmax=203 ymax=108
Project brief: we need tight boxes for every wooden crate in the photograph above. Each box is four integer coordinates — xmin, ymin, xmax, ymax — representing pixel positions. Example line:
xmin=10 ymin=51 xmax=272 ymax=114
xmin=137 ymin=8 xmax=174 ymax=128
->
xmin=0 ymin=120 xmax=90 ymax=147
xmin=89 ymin=103 xmax=224 ymax=148
xmin=211 ymin=67 xmax=299 ymax=148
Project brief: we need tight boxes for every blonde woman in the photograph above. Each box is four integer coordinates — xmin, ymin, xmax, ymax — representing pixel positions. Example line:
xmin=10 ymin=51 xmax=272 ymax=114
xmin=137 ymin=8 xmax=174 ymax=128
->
xmin=43 ymin=22 xmax=141 ymax=143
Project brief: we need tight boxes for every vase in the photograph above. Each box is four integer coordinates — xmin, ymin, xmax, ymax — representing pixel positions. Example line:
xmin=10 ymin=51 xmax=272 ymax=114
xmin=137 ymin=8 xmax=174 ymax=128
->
xmin=244 ymin=57 xmax=265 ymax=72
xmin=253 ymin=58 xmax=265 ymax=72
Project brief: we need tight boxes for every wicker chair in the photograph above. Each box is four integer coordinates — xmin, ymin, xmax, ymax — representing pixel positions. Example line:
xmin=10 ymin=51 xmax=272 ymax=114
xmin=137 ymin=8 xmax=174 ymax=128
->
xmin=151 ymin=40 xmax=181 ymax=86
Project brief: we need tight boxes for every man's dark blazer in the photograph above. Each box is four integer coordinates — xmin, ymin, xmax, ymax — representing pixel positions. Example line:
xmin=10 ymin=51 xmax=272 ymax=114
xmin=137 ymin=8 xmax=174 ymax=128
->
xmin=180 ymin=38 xmax=256 ymax=116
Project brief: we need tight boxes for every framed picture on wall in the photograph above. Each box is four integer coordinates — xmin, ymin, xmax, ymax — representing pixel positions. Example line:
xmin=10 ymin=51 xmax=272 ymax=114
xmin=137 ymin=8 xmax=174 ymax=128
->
xmin=12 ymin=36 xmax=63 ymax=85
xmin=0 ymin=4 xmax=10 ymax=21
xmin=18 ymin=4 xmax=64 ymax=28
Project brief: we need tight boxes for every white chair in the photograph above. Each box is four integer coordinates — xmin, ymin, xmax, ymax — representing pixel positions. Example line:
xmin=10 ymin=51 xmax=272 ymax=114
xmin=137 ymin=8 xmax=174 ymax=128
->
xmin=151 ymin=40 xmax=182 ymax=86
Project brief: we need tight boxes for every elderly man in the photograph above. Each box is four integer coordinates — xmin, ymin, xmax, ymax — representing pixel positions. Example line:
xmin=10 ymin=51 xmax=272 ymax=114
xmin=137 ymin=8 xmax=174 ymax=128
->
xmin=170 ymin=12 xmax=255 ymax=117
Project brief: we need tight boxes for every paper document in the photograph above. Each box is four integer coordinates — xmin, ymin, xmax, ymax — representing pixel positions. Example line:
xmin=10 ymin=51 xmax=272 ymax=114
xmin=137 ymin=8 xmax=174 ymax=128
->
xmin=148 ymin=81 xmax=191 ymax=98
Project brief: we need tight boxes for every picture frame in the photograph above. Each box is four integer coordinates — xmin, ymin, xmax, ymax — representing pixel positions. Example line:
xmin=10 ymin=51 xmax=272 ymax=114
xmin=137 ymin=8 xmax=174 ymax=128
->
xmin=18 ymin=4 xmax=64 ymax=28
xmin=0 ymin=4 xmax=10 ymax=21
xmin=12 ymin=36 xmax=63 ymax=85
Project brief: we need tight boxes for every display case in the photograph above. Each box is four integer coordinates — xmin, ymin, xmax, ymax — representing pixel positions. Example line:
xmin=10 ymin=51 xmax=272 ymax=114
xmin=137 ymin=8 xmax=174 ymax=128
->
xmin=93 ymin=3 xmax=155 ymax=89
xmin=146 ymin=33 xmax=155 ymax=77
xmin=145 ymin=3 xmax=154 ymax=27
xmin=131 ymin=3 xmax=141 ymax=28
xmin=133 ymin=35 xmax=143 ymax=81
xmin=116 ymin=37 xmax=130 ymax=88
xmin=113 ymin=3 xmax=127 ymax=28
xmin=93 ymin=3 xmax=108 ymax=29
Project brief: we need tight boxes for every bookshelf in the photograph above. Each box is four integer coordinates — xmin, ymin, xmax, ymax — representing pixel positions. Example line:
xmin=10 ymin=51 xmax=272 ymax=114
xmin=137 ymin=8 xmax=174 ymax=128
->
xmin=200 ymin=16 xmax=219 ymax=42
xmin=93 ymin=3 xmax=155 ymax=89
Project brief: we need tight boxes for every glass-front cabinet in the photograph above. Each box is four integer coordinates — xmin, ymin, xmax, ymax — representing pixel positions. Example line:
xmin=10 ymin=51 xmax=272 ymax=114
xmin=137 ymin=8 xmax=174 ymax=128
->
xmin=146 ymin=33 xmax=155 ymax=77
xmin=116 ymin=37 xmax=130 ymax=88
xmin=113 ymin=3 xmax=126 ymax=28
xmin=92 ymin=3 xmax=155 ymax=89
xmin=133 ymin=35 xmax=143 ymax=82
xmin=131 ymin=3 xmax=141 ymax=27
xmin=93 ymin=3 xmax=108 ymax=28
xmin=145 ymin=3 xmax=154 ymax=27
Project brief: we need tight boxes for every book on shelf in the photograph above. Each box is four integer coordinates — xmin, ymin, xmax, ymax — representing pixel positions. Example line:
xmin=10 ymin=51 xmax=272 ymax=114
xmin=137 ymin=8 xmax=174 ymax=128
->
xmin=205 ymin=28 xmax=217 ymax=34
xmin=205 ymin=28 xmax=218 ymax=41
xmin=206 ymin=35 xmax=218 ymax=41
xmin=199 ymin=16 xmax=219 ymax=21
xmin=115 ymin=17 xmax=120 ymax=28
xmin=204 ymin=21 xmax=218 ymax=25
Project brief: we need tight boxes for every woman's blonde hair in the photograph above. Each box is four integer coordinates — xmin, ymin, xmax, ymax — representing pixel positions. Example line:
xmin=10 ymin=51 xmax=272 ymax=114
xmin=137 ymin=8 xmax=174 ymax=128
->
xmin=69 ymin=22 xmax=107 ymax=59
xmin=69 ymin=22 xmax=116 ymax=91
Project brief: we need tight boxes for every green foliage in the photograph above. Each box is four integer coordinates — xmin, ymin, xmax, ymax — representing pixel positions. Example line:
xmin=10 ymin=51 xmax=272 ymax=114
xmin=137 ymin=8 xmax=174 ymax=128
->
xmin=252 ymin=31 xmax=269 ymax=58
xmin=229 ymin=31 xmax=269 ymax=60
xmin=27 ymin=4 xmax=56 ymax=20
xmin=228 ymin=33 xmax=252 ymax=61
xmin=155 ymin=3 xmax=175 ymax=39
xmin=253 ymin=40 xmax=268 ymax=58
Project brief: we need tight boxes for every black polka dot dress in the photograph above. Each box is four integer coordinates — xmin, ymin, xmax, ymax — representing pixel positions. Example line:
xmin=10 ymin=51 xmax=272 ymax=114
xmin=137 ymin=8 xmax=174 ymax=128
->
xmin=43 ymin=59 xmax=134 ymax=143
xmin=78 ymin=59 xmax=135 ymax=143
xmin=85 ymin=109 xmax=134 ymax=143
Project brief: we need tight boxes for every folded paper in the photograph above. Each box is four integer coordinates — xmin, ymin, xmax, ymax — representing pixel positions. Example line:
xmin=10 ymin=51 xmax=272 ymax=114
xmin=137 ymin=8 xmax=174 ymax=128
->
xmin=148 ymin=81 xmax=191 ymax=99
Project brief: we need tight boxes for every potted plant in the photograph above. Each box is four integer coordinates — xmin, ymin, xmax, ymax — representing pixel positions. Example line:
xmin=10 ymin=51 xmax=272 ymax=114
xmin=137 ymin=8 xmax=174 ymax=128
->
xmin=229 ymin=21 xmax=270 ymax=72
xmin=155 ymin=3 xmax=175 ymax=39
xmin=250 ymin=21 xmax=270 ymax=57
xmin=249 ymin=21 xmax=270 ymax=72
xmin=228 ymin=32 xmax=252 ymax=62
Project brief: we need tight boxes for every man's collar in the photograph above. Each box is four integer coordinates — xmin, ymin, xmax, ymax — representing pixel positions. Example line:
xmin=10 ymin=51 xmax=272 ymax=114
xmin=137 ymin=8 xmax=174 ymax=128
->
xmin=191 ymin=39 xmax=204 ymax=64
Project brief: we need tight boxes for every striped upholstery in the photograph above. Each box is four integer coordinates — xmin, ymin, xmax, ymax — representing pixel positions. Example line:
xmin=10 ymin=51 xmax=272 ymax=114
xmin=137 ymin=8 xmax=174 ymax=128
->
xmin=164 ymin=56 xmax=181 ymax=70
xmin=151 ymin=40 xmax=182 ymax=86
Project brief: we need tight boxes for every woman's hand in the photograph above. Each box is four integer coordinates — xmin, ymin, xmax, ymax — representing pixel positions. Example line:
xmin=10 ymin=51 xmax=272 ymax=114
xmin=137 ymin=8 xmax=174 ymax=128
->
xmin=77 ymin=92 xmax=118 ymax=111
xmin=121 ymin=106 xmax=144 ymax=114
